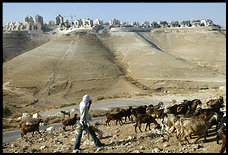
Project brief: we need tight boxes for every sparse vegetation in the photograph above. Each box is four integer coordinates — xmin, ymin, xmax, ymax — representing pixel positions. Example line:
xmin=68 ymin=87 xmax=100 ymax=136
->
xmin=3 ymin=106 xmax=12 ymax=118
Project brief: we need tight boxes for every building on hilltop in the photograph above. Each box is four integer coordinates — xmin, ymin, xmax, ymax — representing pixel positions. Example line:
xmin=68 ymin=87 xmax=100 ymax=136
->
xmin=200 ymin=19 xmax=214 ymax=27
xmin=109 ymin=18 xmax=120 ymax=26
xmin=159 ymin=21 xmax=169 ymax=28
xmin=72 ymin=19 xmax=83 ymax=28
xmin=93 ymin=19 xmax=103 ymax=26
xmin=142 ymin=21 xmax=150 ymax=28
xmin=82 ymin=18 xmax=93 ymax=28
xmin=24 ymin=15 xmax=34 ymax=24
xmin=150 ymin=21 xmax=160 ymax=28
xmin=132 ymin=21 xmax=140 ymax=27
xmin=180 ymin=20 xmax=191 ymax=28
xmin=34 ymin=14 xmax=43 ymax=25
xmin=55 ymin=15 xmax=64 ymax=26
xmin=191 ymin=20 xmax=201 ymax=27
xmin=169 ymin=21 xmax=180 ymax=28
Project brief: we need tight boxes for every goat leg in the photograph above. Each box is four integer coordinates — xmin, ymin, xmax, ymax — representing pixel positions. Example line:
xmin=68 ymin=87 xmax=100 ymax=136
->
xmin=184 ymin=136 xmax=191 ymax=144
xmin=217 ymin=133 xmax=221 ymax=144
xmin=206 ymin=131 xmax=209 ymax=137
xmin=220 ymin=136 xmax=226 ymax=153
xmin=194 ymin=135 xmax=204 ymax=144
xmin=135 ymin=124 xmax=138 ymax=133
xmin=203 ymin=133 xmax=208 ymax=143
xmin=119 ymin=119 xmax=123 ymax=126
xmin=168 ymin=127 xmax=176 ymax=141
xmin=145 ymin=124 xmax=148 ymax=131
xmin=148 ymin=123 xmax=151 ymax=130
xmin=128 ymin=116 xmax=131 ymax=122
xmin=139 ymin=124 xmax=143 ymax=132
xmin=37 ymin=130 xmax=42 ymax=135
xmin=179 ymin=130 xmax=184 ymax=145
xmin=215 ymin=124 xmax=218 ymax=134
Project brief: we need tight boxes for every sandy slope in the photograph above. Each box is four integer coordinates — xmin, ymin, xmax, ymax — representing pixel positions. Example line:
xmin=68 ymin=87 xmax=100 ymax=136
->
xmin=143 ymin=27 xmax=226 ymax=74
xmin=3 ymin=31 xmax=146 ymax=117
xmin=101 ymin=31 xmax=226 ymax=92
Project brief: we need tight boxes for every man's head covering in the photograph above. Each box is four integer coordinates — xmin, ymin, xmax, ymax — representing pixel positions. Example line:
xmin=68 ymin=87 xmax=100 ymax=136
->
xmin=82 ymin=95 xmax=90 ymax=103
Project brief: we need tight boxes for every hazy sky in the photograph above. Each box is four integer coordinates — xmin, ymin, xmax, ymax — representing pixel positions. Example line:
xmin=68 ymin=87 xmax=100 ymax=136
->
xmin=2 ymin=2 xmax=226 ymax=26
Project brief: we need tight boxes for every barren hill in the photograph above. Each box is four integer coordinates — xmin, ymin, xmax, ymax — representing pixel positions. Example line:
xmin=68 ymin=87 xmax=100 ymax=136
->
xmin=141 ymin=27 xmax=226 ymax=74
xmin=101 ymin=30 xmax=225 ymax=92
xmin=2 ymin=28 xmax=226 ymax=118
xmin=3 ymin=31 xmax=146 ymax=116
xmin=3 ymin=31 xmax=55 ymax=62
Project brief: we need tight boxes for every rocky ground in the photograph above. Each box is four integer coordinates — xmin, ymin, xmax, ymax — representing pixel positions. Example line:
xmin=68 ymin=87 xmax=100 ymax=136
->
xmin=2 ymin=90 xmax=226 ymax=153
xmin=2 ymin=113 xmax=225 ymax=153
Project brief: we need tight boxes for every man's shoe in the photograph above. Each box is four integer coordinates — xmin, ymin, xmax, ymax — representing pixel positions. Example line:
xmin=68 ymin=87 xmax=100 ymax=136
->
xmin=73 ymin=149 xmax=80 ymax=153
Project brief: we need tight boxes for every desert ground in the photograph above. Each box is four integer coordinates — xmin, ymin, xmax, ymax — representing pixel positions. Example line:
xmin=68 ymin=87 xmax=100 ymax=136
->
xmin=2 ymin=99 xmax=226 ymax=153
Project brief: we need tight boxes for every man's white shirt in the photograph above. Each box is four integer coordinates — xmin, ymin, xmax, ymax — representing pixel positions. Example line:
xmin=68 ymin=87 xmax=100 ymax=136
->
xmin=79 ymin=100 xmax=90 ymax=127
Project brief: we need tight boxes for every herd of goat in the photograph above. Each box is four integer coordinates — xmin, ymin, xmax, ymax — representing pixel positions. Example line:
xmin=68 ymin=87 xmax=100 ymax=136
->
xmin=19 ymin=96 xmax=226 ymax=153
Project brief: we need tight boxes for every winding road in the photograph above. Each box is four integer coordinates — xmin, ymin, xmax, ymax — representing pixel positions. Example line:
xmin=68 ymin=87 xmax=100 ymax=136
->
xmin=3 ymin=98 xmax=171 ymax=144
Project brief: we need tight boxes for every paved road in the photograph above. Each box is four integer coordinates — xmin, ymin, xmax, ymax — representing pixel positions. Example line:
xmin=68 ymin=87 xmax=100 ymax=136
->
xmin=40 ymin=98 xmax=171 ymax=117
xmin=3 ymin=98 xmax=171 ymax=144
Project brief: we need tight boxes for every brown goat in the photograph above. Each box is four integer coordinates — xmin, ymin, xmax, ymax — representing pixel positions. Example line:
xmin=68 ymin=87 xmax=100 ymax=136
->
xmin=179 ymin=113 xmax=217 ymax=145
xmin=206 ymin=96 xmax=224 ymax=107
xmin=135 ymin=114 xmax=161 ymax=133
xmin=20 ymin=118 xmax=43 ymax=138
xmin=218 ymin=125 xmax=226 ymax=153
xmin=106 ymin=111 xmax=123 ymax=126
xmin=146 ymin=102 xmax=164 ymax=118
xmin=62 ymin=114 xmax=78 ymax=131
xmin=167 ymin=113 xmax=210 ymax=142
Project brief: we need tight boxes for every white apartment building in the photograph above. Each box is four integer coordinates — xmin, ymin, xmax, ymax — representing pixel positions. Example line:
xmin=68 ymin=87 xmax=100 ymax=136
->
xmin=200 ymin=19 xmax=214 ymax=27
xmin=180 ymin=20 xmax=191 ymax=27
xmin=192 ymin=20 xmax=201 ymax=27
xmin=34 ymin=14 xmax=43 ymax=25
xmin=73 ymin=19 xmax=83 ymax=28
xmin=170 ymin=21 xmax=180 ymax=27
xmin=24 ymin=15 xmax=34 ymax=24
xmin=93 ymin=19 xmax=103 ymax=26
xmin=142 ymin=21 xmax=150 ymax=27
xmin=159 ymin=21 xmax=169 ymax=28
xmin=55 ymin=15 xmax=64 ymax=25
xmin=109 ymin=18 xmax=120 ymax=26
xmin=150 ymin=21 xmax=160 ymax=28
xmin=82 ymin=18 xmax=93 ymax=28
xmin=132 ymin=21 xmax=140 ymax=27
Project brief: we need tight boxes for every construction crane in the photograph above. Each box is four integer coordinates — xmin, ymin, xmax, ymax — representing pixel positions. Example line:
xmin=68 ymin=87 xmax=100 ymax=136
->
xmin=63 ymin=14 xmax=76 ymax=23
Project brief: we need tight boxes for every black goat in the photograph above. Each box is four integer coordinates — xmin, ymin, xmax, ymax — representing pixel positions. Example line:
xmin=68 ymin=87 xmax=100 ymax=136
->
xmin=120 ymin=106 xmax=133 ymax=123
xmin=131 ymin=105 xmax=147 ymax=117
